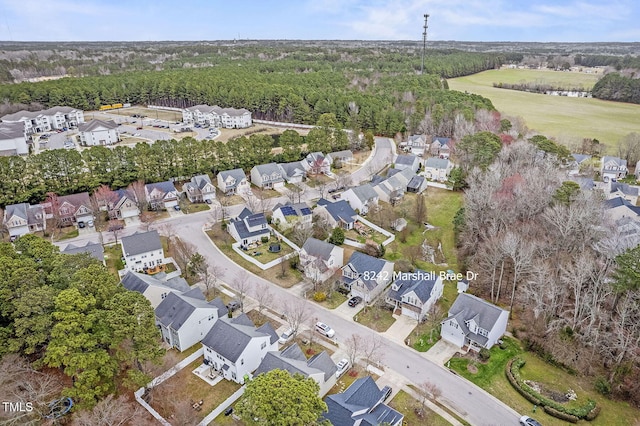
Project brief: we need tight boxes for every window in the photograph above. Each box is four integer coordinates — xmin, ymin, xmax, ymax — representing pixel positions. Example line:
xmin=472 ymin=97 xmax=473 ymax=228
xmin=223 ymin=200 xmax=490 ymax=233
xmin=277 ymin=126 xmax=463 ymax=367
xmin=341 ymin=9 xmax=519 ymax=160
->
xmin=261 ymin=342 xmax=266 ymax=350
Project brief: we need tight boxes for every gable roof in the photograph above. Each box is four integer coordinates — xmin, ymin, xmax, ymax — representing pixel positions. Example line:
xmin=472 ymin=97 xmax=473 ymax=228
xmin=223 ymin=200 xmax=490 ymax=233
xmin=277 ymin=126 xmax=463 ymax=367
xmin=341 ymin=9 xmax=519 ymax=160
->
xmin=121 ymin=270 xmax=191 ymax=294
xmin=316 ymin=198 xmax=357 ymax=224
xmin=190 ymin=174 xmax=213 ymax=190
xmin=4 ymin=202 xmax=29 ymax=221
xmin=445 ymin=293 xmax=508 ymax=337
xmin=0 ymin=121 xmax=25 ymax=140
xmin=602 ymin=156 xmax=627 ymax=168
xmin=387 ymin=270 xmax=438 ymax=303
xmin=278 ymin=161 xmax=306 ymax=179
xmin=302 ymin=238 xmax=337 ymax=261
xmin=433 ymin=136 xmax=452 ymax=145
xmin=155 ymin=291 xmax=225 ymax=331
xmin=201 ymin=314 xmax=272 ymax=362
xmin=145 ymin=181 xmax=177 ymax=195
xmin=343 ymin=252 xmax=391 ymax=290
xmin=395 ymin=154 xmax=418 ymax=166
xmin=407 ymin=134 xmax=426 ymax=144
xmin=121 ymin=230 xmax=162 ymax=256
xmin=254 ymin=342 xmax=337 ymax=383
xmin=61 ymin=241 xmax=104 ymax=262
xmin=424 ymin=157 xmax=451 ymax=169
xmin=78 ymin=119 xmax=118 ymax=132
xmin=610 ymin=182 xmax=640 ymax=197
xmin=273 ymin=202 xmax=312 ymax=218
xmin=253 ymin=162 xmax=282 ymax=176
xmin=407 ymin=175 xmax=425 ymax=190
xmin=230 ymin=209 xmax=269 ymax=240
xmin=349 ymin=184 xmax=378 ymax=203
xmin=327 ymin=150 xmax=353 ymax=161
xmin=571 ymin=153 xmax=591 ymax=164
xmin=55 ymin=192 xmax=91 ymax=210
xmin=218 ymin=168 xmax=246 ymax=186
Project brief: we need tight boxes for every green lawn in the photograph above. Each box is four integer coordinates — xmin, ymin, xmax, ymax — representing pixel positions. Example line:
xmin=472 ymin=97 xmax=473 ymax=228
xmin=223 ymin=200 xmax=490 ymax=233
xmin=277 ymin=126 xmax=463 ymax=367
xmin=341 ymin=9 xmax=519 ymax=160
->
xmin=448 ymin=69 xmax=640 ymax=150
xmin=353 ymin=305 xmax=396 ymax=332
xmin=387 ymin=390 xmax=451 ymax=426
xmin=250 ymin=237 xmax=295 ymax=264
xmin=344 ymin=226 xmax=388 ymax=244
xmin=471 ymin=68 xmax=601 ymax=90
xmin=103 ymin=243 xmax=123 ymax=277
xmin=313 ymin=290 xmax=348 ymax=309
xmin=181 ymin=202 xmax=211 ymax=214
xmin=56 ymin=227 xmax=79 ymax=240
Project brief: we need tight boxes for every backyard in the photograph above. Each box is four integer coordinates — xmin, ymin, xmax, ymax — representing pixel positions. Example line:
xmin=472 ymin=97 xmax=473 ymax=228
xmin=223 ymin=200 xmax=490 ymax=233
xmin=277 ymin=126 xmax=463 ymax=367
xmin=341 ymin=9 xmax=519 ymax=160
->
xmin=244 ymin=236 xmax=295 ymax=265
xmin=103 ymin=243 xmax=123 ymax=277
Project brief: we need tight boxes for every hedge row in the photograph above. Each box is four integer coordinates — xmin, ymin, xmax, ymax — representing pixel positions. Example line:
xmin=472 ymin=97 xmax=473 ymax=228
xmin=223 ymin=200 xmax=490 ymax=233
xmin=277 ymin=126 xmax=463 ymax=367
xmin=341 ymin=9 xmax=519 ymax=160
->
xmin=505 ymin=357 xmax=599 ymax=422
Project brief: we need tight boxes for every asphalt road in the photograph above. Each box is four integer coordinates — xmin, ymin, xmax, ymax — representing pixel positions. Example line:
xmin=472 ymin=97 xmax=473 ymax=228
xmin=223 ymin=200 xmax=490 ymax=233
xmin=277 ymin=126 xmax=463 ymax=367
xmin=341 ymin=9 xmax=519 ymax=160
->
xmin=54 ymin=138 xmax=520 ymax=425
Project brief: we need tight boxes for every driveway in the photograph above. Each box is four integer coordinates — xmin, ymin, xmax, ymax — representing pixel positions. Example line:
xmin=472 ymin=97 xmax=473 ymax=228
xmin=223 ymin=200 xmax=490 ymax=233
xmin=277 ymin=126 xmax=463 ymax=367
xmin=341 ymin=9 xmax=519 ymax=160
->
xmin=380 ymin=314 xmax=417 ymax=346
xmin=423 ymin=339 xmax=462 ymax=367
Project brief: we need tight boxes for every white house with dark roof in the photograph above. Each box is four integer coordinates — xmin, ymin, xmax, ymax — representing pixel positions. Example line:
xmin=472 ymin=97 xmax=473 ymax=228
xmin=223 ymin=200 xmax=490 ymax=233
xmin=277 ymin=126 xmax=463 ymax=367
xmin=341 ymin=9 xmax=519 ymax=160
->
xmin=327 ymin=150 xmax=354 ymax=166
xmin=441 ymin=293 xmax=509 ymax=351
xmin=323 ymin=376 xmax=403 ymax=426
xmin=0 ymin=122 xmax=28 ymax=156
xmin=607 ymin=181 xmax=640 ymax=205
xmin=250 ymin=163 xmax=285 ymax=189
xmin=228 ymin=207 xmax=270 ymax=248
xmin=121 ymin=270 xmax=191 ymax=308
xmin=601 ymin=156 xmax=628 ymax=181
xmin=254 ymin=343 xmax=337 ymax=396
xmin=272 ymin=202 xmax=312 ymax=230
xmin=278 ymin=161 xmax=307 ymax=184
xmin=406 ymin=134 xmax=427 ymax=157
xmin=340 ymin=251 xmax=394 ymax=303
xmin=145 ymin=181 xmax=179 ymax=210
xmin=373 ymin=168 xmax=415 ymax=204
xmin=3 ymin=203 xmax=46 ymax=238
xmin=182 ymin=104 xmax=252 ymax=129
xmin=78 ymin=119 xmax=119 ymax=146
xmin=155 ymin=288 xmax=228 ymax=352
xmin=385 ymin=270 xmax=444 ymax=321
xmin=430 ymin=137 xmax=453 ymax=158
xmin=394 ymin=154 xmax=420 ymax=173
xmin=217 ymin=168 xmax=249 ymax=195
xmin=569 ymin=154 xmax=592 ymax=176
xmin=423 ymin=157 xmax=454 ymax=182
xmin=121 ymin=230 xmax=165 ymax=273
xmin=201 ymin=313 xmax=278 ymax=384
xmin=1 ymin=106 xmax=84 ymax=134
xmin=183 ymin=174 xmax=216 ymax=203
xmin=109 ymin=189 xmax=140 ymax=220
xmin=314 ymin=198 xmax=358 ymax=230
xmin=61 ymin=241 xmax=105 ymax=264
xmin=299 ymin=238 xmax=344 ymax=283
xmin=304 ymin=152 xmax=332 ymax=175
xmin=342 ymin=184 xmax=379 ymax=215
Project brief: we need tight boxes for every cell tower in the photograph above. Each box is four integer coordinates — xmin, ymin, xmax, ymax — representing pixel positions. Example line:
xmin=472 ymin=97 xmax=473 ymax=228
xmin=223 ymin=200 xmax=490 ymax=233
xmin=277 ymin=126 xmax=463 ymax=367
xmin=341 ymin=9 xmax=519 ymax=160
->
xmin=421 ymin=13 xmax=429 ymax=75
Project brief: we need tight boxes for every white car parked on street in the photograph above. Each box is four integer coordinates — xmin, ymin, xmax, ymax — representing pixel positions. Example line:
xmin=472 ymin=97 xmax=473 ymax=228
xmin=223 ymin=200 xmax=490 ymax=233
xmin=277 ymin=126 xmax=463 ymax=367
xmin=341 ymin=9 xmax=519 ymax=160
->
xmin=315 ymin=321 xmax=335 ymax=338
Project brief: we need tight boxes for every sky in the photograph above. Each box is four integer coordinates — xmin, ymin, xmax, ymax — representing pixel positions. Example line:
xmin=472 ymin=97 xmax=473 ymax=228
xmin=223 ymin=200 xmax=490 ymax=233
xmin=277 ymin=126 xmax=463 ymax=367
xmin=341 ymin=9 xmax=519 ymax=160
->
xmin=1 ymin=0 xmax=639 ymax=42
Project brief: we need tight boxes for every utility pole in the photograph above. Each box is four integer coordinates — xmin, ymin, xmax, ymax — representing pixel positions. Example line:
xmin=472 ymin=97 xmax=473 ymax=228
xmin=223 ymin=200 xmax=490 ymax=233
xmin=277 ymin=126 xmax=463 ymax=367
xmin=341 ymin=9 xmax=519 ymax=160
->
xmin=421 ymin=13 xmax=429 ymax=75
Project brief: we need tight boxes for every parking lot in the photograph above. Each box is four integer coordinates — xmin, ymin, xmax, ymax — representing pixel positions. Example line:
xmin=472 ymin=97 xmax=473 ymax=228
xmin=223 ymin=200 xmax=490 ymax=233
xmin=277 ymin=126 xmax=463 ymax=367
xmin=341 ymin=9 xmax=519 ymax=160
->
xmin=34 ymin=129 xmax=76 ymax=153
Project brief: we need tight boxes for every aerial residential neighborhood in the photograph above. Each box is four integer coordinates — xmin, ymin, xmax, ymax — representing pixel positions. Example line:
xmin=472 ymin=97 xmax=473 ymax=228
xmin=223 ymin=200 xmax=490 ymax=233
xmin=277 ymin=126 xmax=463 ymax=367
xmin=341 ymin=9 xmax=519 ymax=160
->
xmin=1 ymin=11 xmax=640 ymax=426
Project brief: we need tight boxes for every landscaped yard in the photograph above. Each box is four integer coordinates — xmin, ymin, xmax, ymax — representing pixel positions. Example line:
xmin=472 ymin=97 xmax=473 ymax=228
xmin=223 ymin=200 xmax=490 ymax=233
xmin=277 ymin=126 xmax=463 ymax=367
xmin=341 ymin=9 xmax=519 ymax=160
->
xmin=206 ymin=225 xmax=303 ymax=288
xmin=408 ymin=322 xmax=441 ymax=352
xmin=246 ymin=236 xmax=295 ymax=264
xmin=344 ymin=225 xmax=388 ymax=245
xmin=387 ymin=390 xmax=451 ymax=426
xmin=180 ymin=202 xmax=211 ymax=214
xmin=55 ymin=226 xmax=79 ymax=241
xmin=312 ymin=289 xmax=348 ymax=309
xmin=353 ymin=304 xmax=396 ymax=332
xmin=448 ymin=337 xmax=640 ymax=426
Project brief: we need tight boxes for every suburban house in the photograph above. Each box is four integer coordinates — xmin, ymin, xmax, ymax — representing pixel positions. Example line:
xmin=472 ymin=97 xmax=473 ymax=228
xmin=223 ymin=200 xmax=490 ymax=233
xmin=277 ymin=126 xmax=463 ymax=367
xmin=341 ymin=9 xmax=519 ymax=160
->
xmin=78 ymin=119 xmax=119 ymax=146
xmin=314 ymin=198 xmax=358 ymax=230
xmin=608 ymin=216 xmax=640 ymax=253
xmin=608 ymin=181 xmax=640 ymax=205
xmin=183 ymin=174 xmax=216 ymax=203
xmin=342 ymin=184 xmax=379 ymax=215
xmin=570 ymin=176 xmax=596 ymax=192
xmin=156 ymin=288 xmax=228 ymax=352
xmin=340 ymin=251 xmax=394 ymax=303
xmin=0 ymin=122 xmax=28 ymax=156
xmin=109 ymin=189 xmax=140 ymax=220
xmin=430 ymin=137 xmax=453 ymax=158
xmin=603 ymin=196 xmax=640 ymax=223
xmin=278 ymin=161 xmax=307 ymax=184
xmin=43 ymin=192 xmax=93 ymax=226
xmin=327 ymin=150 xmax=354 ymax=166
xmin=304 ymin=152 xmax=332 ymax=175
xmin=406 ymin=175 xmax=428 ymax=194
xmin=423 ymin=157 xmax=454 ymax=182
xmin=394 ymin=154 xmax=421 ymax=173
xmin=145 ymin=181 xmax=180 ymax=210
xmin=1 ymin=106 xmax=84 ymax=134
xmin=61 ymin=241 xmax=105 ymax=264
xmin=440 ymin=293 xmax=510 ymax=351
xmin=217 ymin=168 xmax=249 ymax=195
xmin=121 ymin=230 xmax=165 ymax=273
xmin=227 ymin=207 xmax=271 ymax=248
xmin=601 ymin=156 xmax=628 ymax=182
xmin=182 ymin=104 xmax=252 ymax=129
xmin=254 ymin=343 xmax=337 ymax=396
xmin=250 ymin=163 xmax=285 ymax=189
xmin=201 ymin=313 xmax=278 ymax=384
xmin=385 ymin=270 xmax=444 ymax=321
xmin=323 ymin=376 xmax=404 ymax=426
xmin=271 ymin=202 xmax=312 ymax=230
xmin=299 ymin=238 xmax=344 ymax=283
xmin=121 ymin=270 xmax=191 ymax=308
xmin=569 ymin=154 xmax=592 ymax=175
xmin=3 ymin=202 xmax=46 ymax=238
xmin=373 ymin=168 xmax=415 ymax=204
xmin=405 ymin=134 xmax=427 ymax=157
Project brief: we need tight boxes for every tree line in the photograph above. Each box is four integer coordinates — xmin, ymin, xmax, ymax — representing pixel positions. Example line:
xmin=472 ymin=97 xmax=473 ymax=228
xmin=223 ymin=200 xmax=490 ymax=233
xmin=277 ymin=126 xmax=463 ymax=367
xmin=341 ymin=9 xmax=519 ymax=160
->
xmin=592 ymin=73 xmax=640 ymax=104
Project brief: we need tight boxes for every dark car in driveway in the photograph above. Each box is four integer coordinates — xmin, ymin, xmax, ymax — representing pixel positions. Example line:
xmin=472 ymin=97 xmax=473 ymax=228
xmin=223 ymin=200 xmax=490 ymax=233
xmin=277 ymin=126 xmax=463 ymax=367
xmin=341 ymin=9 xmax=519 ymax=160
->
xmin=348 ymin=296 xmax=362 ymax=307
xmin=227 ymin=300 xmax=241 ymax=312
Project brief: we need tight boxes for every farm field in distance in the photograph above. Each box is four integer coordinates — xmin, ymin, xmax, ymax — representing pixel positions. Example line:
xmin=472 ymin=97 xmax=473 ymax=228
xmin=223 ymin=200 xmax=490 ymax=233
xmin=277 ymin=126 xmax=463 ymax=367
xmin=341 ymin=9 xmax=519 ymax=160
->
xmin=448 ymin=69 xmax=640 ymax=151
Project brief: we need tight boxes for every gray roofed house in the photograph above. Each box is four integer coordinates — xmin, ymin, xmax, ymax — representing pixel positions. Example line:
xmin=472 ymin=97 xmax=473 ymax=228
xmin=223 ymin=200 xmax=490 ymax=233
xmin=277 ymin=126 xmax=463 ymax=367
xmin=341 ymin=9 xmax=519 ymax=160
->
xmin=304 ymin=152 xmax=332 ymax=175
xmin=608 ymin=181 xmax=640 ymax=205
xmin=372 ymin=168 xmax=416 ymax=204
xmin=341 ymin=251 xmax=394 ymax=303
xmin=299 ymin=238 xmax=344 ymax=283
xmin=250 ymin=162 xmax=285 ymax=189
xmin=601 ymin=156 xmax=628 ymax=181
xmin=184 ymin=174 xmax=216 ymax=203
xmin=201 ymin=314 xmax=279 ymax=384
xmin=386 ymin=270 xmax=444 ymax=321
xmin=430 ymin=136 xmax=453 ymax=158
xmin=315 ymin=198 xmax=358 ymax=230
xmin=603 ymin=196 xmax=640 ymax=223
xmin=272 ymin=202 xmax=313 ymax=230
xmin=3 ymin=202 xmax=46 ymax=238
xmin=423 ymin=157 xmax=454 ymax=182
xmin=120 ymin=270 xmax=191 ymax=308
xmin=254 ymin=342 xmax=338 ymax=396
xmin=394 ymin=154 xmax=420 ymax=172
xmin=327 ymin=150 xmax=354 ymax=165
xmin=228 ymin=208 xmax=270 ymax=247
xmin=78 ymin=119 xmax=119 ymax=146
xmin=441 ymin=293 xmax=509 ymax=351
xmin=145 ymin=181 xmax=179 ymax=210
xmin=77 ymin=119 xmax=118 ymax=132
xmin=155 ymin=290 xmax=228 ymax=352
xmin=323 ymin=376 xmax=404 ymax=426
xmin=0 ymin=121 xmax=28 ymax=156
xmin=342 ymin=184 xmax=379 ymax=215
xmin=61 ymin=241 xmax=105 ymax=263
xmin=217 ymin=168 xmax=249 ymax=195
xmin=41 ymin=192 xmax=93 ymax=226
xmin=406 ymin=175 xmax=427 ymax=193
xmin=2 ymin=105 xmax=84 ymax=134
xmin=406 ymin=134 xmax=427 ymax=156
xmin=278 ymin=161 xmax=307 ymax=183
xmin=182 ymin=104 xmax=252 ymax=129
xmin=121 ymin=230 xmax=165 ymax=273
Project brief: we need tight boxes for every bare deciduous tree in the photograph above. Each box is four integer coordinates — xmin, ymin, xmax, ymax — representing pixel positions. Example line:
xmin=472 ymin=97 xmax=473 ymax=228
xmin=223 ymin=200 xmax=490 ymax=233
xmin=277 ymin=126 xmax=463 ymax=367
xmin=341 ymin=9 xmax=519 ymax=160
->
xmin=254 ymin=281 xmax=273 ymax=317
xmin=126 ymin=180 xmax=148 ymax=213
xmin=290 ymin=222 xmax=314 ymax=247
xmin=282 ymin=298 xmax=311 ymax=338
xmin=72 ymin=394 xmax=143 ymax=426
xmin=362 ymin=334 xmax=385 ymax=369
xmin=172 ymin=237 xmax=197 ymax=278
xmin=343 ymin=334 xmax=364 ymax=370
xmin=232 ymin=271 xmax=252 ymax=313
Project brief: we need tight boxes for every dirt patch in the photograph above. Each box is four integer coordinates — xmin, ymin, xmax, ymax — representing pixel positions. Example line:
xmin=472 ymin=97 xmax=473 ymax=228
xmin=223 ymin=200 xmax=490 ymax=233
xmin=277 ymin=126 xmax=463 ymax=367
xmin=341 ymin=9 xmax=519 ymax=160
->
xmin=467 ymin=363 xmax=478 ymax=374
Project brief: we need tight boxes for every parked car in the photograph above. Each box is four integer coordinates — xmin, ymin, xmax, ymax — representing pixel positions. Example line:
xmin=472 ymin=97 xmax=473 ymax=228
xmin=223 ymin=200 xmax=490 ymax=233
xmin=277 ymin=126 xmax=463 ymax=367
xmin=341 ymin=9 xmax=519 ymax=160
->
xmin=227 ymin=300 xmax=241 ymax=312
xmin=205 ymin=199 xmax=212 ymax=204
xmin=348 ymin=296 xmax=363 ymax=307
xmin=87 ymin=220 xmax=94 ymax=227
xmin=224 ymin=407 xmax=233 ymax=416
xmin=136 ymin=126 xmax=143 ymax=130
xmin=278 ymin=328 xmax=294 ymax=345
xmin=519 ymin=416 xmax=542 ymax=426
xmin=315 ymin=321 xmax=335 ymax=338
xmin=381 ymin=385 xmax=392 ymax=401
xmin=335 ymin=359 xmax=350 ymax=378
xmin=173 ymin=205 xmax=181 ymax=211
xmin=77 ymin=221 xmax=85 ymax=229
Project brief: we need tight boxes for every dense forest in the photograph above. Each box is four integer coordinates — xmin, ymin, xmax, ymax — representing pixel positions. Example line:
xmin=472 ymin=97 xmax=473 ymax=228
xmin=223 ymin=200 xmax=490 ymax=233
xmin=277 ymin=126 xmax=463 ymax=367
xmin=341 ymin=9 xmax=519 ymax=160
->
xmin=592 ymin=73 xmax=640 ymax=104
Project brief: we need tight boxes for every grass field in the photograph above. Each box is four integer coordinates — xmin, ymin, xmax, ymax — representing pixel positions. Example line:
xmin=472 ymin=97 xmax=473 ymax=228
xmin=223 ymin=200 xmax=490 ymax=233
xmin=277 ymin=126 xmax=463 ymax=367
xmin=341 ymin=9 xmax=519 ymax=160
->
xmin=481 ymin=68 xmax=601 ymax=90
xmin=448 ymin=69 xmax=640 ymax=151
